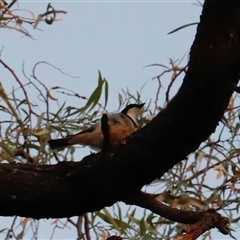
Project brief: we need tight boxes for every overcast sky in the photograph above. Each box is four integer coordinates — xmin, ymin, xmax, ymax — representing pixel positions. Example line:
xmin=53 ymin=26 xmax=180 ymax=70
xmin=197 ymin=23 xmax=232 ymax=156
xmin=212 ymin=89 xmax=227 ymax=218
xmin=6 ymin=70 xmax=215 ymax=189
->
xmin=2 ymin=1 xmax=201 ymax=106
xmin=1 ymin=1 xmax=231 ymax=239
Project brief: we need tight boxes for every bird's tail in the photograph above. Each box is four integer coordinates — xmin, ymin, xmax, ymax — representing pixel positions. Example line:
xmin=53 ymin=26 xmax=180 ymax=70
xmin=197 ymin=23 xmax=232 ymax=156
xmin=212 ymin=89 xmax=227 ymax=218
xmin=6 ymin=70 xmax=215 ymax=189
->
xmin=48 ymin=136 xmax=73 ymax=150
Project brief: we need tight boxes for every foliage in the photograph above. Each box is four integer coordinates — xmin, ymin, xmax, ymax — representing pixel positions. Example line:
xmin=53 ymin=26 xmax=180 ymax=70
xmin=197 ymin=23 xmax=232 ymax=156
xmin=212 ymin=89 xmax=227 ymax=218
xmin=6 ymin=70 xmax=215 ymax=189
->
xmin=0 ymin=0 xmax=67 ymax=38
xmin=1 ymin=1 xmax=240 ymax=240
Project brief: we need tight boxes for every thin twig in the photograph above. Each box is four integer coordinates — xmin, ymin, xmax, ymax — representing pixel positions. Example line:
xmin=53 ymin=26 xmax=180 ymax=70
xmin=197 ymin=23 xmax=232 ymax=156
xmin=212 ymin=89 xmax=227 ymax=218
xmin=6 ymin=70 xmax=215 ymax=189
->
xmin=101 ymin=114 xmax=111 ymax=151
xmin=0 ymin=58 xmax=32 ymax=122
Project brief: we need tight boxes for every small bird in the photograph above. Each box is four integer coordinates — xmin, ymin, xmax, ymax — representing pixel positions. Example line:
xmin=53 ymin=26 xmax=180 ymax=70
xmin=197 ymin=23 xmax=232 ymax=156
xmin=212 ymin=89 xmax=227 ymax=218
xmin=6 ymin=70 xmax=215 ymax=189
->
xmin=48 ymin=103 xmax=144 ymax=151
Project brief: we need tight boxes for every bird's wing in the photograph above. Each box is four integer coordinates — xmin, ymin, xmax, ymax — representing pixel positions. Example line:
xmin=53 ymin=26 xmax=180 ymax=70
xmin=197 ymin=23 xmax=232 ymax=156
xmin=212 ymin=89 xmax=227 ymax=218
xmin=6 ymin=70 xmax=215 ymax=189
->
xmin=74 ymin=124 xmax=97 ymax=135
xmin=67 ymin=122 xmax=103 ymax=149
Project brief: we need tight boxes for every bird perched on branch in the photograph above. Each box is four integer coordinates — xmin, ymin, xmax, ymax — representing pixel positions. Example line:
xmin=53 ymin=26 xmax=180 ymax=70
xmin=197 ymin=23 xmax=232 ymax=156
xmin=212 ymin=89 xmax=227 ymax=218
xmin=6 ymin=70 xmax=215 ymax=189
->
xmin=48 ymin=103 xmax=144 ymax=151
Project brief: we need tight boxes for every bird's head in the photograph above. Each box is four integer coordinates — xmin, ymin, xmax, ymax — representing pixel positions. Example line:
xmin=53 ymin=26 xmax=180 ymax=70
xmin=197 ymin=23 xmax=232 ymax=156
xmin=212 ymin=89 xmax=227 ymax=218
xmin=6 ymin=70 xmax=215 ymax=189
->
xmin=121 ymin=103 xmax=145 ymax=122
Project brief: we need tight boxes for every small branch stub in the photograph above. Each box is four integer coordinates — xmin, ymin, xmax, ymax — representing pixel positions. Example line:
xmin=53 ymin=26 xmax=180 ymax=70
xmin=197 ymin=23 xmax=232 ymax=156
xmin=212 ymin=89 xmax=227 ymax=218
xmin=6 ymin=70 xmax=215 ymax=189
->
xmin=177 ymin=209 xmax=229 ymax=240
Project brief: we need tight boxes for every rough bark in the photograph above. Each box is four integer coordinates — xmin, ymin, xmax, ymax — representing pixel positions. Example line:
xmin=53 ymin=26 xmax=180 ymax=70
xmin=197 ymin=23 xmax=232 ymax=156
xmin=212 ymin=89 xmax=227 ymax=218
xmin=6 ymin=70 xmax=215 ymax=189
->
xmin=0 ymin=0 xmax=240 ymax=220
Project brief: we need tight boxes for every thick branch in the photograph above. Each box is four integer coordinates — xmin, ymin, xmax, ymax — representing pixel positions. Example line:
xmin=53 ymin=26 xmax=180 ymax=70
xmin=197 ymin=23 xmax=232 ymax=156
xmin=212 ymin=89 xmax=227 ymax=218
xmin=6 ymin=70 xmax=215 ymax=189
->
xmin=0 ymin=0 xmax=240 ymax=220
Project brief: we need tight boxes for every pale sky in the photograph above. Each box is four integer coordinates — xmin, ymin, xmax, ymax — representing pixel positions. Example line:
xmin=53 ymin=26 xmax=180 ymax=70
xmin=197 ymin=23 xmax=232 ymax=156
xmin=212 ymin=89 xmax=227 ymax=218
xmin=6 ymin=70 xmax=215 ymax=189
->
xmin=1 ymin=1 xmax=230 ymax=239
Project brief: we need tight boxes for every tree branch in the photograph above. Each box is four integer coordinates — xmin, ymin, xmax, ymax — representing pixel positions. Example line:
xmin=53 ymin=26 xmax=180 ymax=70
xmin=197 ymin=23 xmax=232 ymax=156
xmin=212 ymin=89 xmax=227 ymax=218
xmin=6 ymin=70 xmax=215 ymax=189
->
xmin=123 ymin=192 xmax=206 ymax=224
xmin=0 ymin=2 xmax=239 ymax=231
xmin=177 ymin=211 xmax=229 ymax=240
xmin=124 ymin=192 xmax=229 ymax=239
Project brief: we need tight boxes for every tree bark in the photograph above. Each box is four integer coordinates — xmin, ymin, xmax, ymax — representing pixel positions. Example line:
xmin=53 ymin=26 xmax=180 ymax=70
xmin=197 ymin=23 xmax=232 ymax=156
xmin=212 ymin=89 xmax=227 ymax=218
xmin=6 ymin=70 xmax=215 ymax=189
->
xmin=1 ymin=0 xmax=240 ymax=220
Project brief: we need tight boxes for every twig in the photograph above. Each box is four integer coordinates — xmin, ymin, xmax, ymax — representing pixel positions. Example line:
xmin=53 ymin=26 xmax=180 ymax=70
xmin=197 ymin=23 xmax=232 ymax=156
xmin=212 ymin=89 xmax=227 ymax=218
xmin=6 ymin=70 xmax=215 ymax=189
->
xmin=154 ymin=77 xmax=162 ymax=115
xmin=176 ymin=211 xmax=229 ymax=240
xmin=32 ymin=62 xmax=50 ymax=123
xmin=68 ymin=216 xmax=88 ymax=240
xmin=101 ymin=114 xmax=111 ymax=151
xmin=233 ymin=84 xmax=240 ymax=94
xmin=83 ymin=214 xmax=91 ymax=240
xmin=4 ymin=216 xmax=17 ymax=240
xmin=0 ymin=58 xmax=32 ymax=122
xmin=14 ymin=149 xmax=35 ymax=164
xmin=165 ymin=64 xmax=187 ymax=104
xmin=32 ymin=61 xmax=80 ymax=79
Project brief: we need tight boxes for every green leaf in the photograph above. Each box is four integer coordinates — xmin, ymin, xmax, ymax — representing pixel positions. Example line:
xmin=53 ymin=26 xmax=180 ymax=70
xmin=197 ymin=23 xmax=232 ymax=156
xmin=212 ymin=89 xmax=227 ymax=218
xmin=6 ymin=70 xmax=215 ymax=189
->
xmin=63 ymin=106 xmax=79 ymax=118
xmin=23 ymin=143 xmax=40 ymax=151
xmin=21 ymin=108 xmax=29 ymax=119
xmin=36 ymin=112 xmax=45 ymax=128
xmin=117 ymin=203 xmax=122 ymax=222
xmin=139 ymin=218 xmax=147 ymax=236
xmin=127 ymin=208 xmax=136 ymax=224
xmin=98 ymin=70 xmax=103 ymax=85
xmin=168 ymin=22 xmax=198 ymax=34
xmin=96 ymin=210 xmax=118 ymax=229
xmin=118 ymin=93 xmax=123 ymax=108
xmin=79 ymin=73 xmax=104 ymax=113
xmin=102 ymin=208 xmax=118 ymax=229
xmin=146 ymin=212 xmax=155 ymax=224
xmin=51 ymin=102 xmax=66 ymax=121
xmin=0 ymin=143 xmax=14 ymax=157
xmin=104 ymin=79 xmax=109 ymax=108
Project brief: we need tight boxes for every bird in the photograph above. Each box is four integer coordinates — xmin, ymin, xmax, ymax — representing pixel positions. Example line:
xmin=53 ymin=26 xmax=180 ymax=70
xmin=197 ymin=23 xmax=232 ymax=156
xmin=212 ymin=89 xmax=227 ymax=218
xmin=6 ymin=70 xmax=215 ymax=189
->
xmin=48 ymin=103 xmax=144 ymax=151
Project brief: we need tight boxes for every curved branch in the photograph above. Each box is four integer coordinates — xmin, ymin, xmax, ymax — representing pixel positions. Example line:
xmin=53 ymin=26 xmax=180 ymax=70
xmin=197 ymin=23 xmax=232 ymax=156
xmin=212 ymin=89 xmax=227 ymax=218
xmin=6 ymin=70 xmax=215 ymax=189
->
xmin=123 ymin=192 xmax=229 ymax=234
xmin=123 ymin=192 xmax=204 ymax=224
xmin=0 ymin=2 xmax=239 ymax=231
